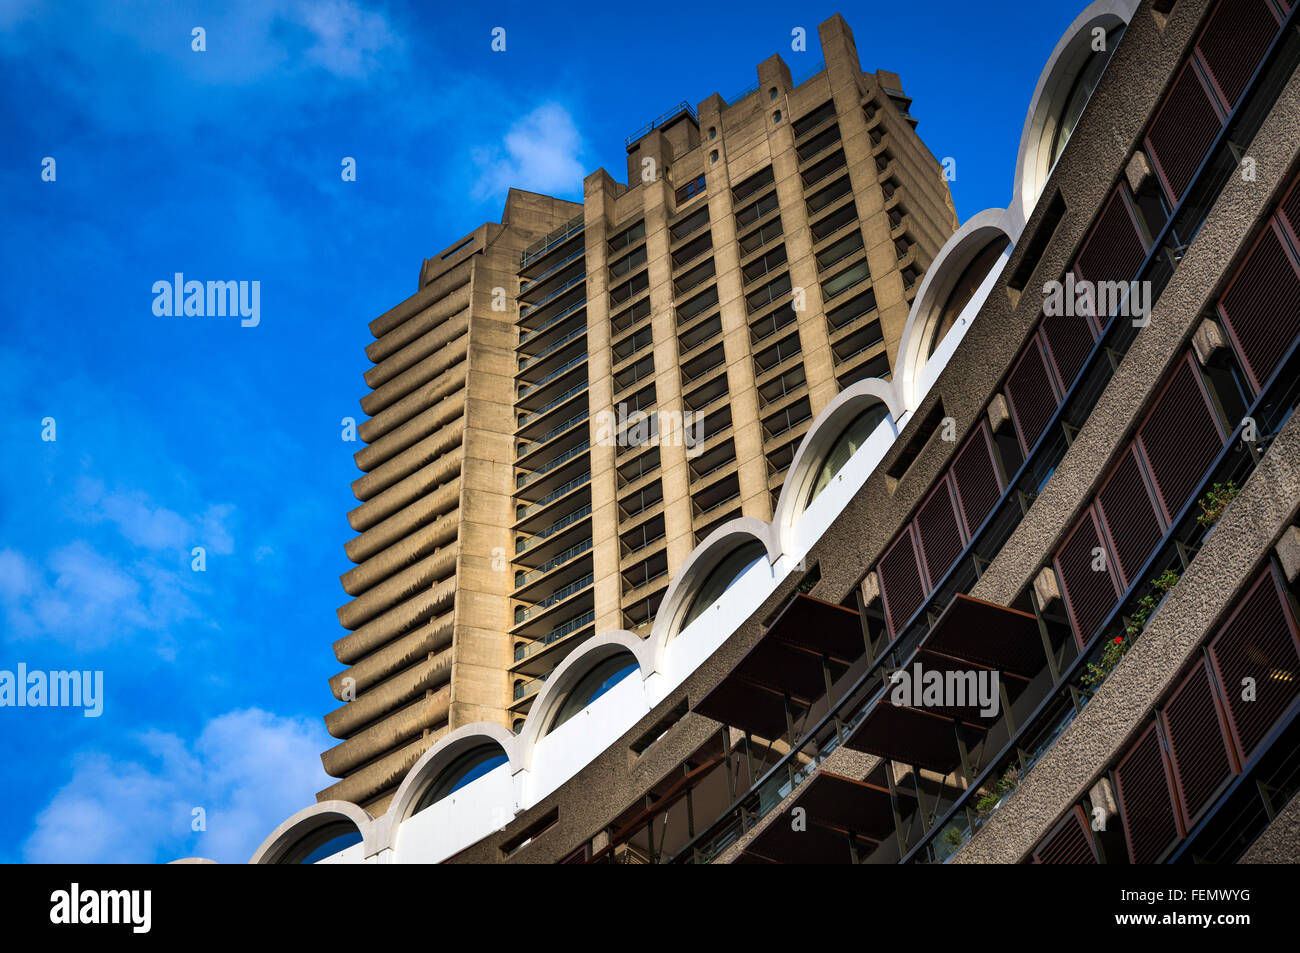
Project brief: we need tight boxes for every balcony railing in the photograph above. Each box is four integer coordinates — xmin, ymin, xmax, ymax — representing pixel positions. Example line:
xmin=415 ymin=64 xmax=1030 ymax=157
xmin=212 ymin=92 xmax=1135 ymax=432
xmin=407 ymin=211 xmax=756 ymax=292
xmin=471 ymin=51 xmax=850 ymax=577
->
xmin=518 ymin=326 xmax=587 ymax=373
xmin=516 ymin=441 xmax=590 ymax=490
xmin=517 ymin=354 xmax=587 ymax=400
xmin=517 ymin=412 xmax=589 ymax=461
xmin=514 ymin=609 xmax=597 ymax=662
xmin=516 ymin=473 xmax=591 ymax=522
xmin=521 ymin=215 xmax=584 ymax=268
xmin=519 ymin=299 xmax=588 ymax=347
xmin=514 ymin=574 xmax=594 ymax=625
xmin=515 ymin=503 xmax=593 ymax=554
xmin=514 ymin=539 xmax=593 ymax=590
xmin=519 ymin=275 xmax=586 ymax=320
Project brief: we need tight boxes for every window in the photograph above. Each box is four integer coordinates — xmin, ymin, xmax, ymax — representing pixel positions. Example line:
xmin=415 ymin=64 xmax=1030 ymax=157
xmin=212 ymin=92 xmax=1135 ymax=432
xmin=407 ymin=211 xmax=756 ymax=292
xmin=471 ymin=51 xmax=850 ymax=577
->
xmin=1049 ymin=27 xmax=1124 ymax=168
xmin=928 ymin=238 xmax=1010 ymax=357
xmin=708 ymin=126 xmax=717 ymax=139
xmin=675 ymin=173 xmax=706 ymax=205
xmin=768 ymin=87 xmax=778 ymax=100
xmin=682 ymin=540 xmax=766 ymax=630
xmin=548 ymin=654 xmax=640 ymax=733
xmin=412 ymin=745 xmax=510 ymax=815
xmin=710 ymin=150 xmax=719 ymax=164
xmin=773 ymin=110 xmax=782 ymax=123
xmin=280 ymin=822 xmax=363 ymax=864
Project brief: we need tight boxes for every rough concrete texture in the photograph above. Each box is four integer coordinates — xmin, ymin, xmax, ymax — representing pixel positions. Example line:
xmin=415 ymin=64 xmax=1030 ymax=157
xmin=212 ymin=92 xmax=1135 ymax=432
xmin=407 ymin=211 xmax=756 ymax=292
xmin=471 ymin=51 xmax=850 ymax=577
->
xmin=1238 ymin=789 xmax=1300 ymax=863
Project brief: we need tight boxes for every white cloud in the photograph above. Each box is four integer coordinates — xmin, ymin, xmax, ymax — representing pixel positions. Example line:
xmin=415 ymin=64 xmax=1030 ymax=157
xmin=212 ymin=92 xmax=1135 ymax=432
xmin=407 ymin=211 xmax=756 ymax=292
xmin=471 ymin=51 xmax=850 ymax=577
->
xmin=23 ymin=708 xmax=328 ymax=863
xmin=472 ymin=102 xmax=586 ymax=201
xmin=74 ymin=478 xmax=236 ymax=556
xmin=295 ymin=0 xmax=398 ymax=78
xmin=0 ymin=540 xmax=198 ymax=652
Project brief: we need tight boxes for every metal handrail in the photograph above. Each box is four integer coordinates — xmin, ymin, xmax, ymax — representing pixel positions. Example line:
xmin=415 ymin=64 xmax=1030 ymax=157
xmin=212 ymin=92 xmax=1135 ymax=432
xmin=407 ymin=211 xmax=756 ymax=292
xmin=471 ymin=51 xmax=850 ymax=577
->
xmin=625 ymin=101 xmax=698 ymax=148
xmin=521 ymin=215 xmax=584 ymax=268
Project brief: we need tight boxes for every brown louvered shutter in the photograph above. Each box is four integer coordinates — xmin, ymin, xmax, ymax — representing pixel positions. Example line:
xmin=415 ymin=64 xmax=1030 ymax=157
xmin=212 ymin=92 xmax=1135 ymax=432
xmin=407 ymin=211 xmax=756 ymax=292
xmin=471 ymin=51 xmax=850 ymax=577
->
xmin=950 ymin=422 xmax=1003 ymax=538
xmin=1145 ymin=60 xmax=1225 ymax=204
xmin=1004 ymin=331 xmax=1061 ymax=454
xmin=1279 ymin=173 xmax=1300 ymax=249
xmin=1071 ymin=188 xmax=1149 ymax=332
xmin=1136 ymin=354 xmax=1226 ymax=523
xmin=1193 ymin=0 xmax=1282 ymax=110
xmin=1041 ymin=305 xmax=1097 ymax=393
xmin=1055 ymin=507 xmax=1122 ymax=647
xmin=1207 ymin=567 xmax=1300 ymax=763
xmin=1032 ymin=806 xmax=1098 ymax=864
xmin=915 ymin=477 xmax=965 ymax=589
xmin=1160 ymin=658 xmax=1238 ymax=828
xmin=1115 ymin=722 xmax=1184 ymax=864
xmin=1096 ymin=446 xmax=1165 ymax=589
xmin=878 ymin=525 xmax=927 ymax=638
xmin=1216 ymin=219 xmax=1300 ymax=393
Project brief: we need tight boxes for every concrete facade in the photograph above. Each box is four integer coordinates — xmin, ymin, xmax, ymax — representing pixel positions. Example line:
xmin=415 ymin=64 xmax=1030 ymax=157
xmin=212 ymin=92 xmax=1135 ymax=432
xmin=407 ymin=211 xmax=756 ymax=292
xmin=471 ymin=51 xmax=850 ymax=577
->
xmin=319 ymin=13 xmax=958 ymax=812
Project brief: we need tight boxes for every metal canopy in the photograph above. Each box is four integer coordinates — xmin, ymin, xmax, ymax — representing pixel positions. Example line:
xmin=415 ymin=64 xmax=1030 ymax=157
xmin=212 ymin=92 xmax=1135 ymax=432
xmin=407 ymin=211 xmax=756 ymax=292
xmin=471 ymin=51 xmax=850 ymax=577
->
xmin=923 ymin=593 xmax=1043 ymax=678
xmin=844 ymin=698 xmax=986 ymax=774
xmin=692 ymin=592 xmax=865 ymax=740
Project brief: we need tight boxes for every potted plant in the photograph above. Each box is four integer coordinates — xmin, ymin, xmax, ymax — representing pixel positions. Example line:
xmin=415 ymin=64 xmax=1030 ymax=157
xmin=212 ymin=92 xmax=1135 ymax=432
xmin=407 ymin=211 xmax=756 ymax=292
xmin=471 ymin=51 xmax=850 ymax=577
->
xmin=1196 ymin=481 xmax=1240 ymax=535
xmin=1082 ymin=569 xmax=1179 ymax=689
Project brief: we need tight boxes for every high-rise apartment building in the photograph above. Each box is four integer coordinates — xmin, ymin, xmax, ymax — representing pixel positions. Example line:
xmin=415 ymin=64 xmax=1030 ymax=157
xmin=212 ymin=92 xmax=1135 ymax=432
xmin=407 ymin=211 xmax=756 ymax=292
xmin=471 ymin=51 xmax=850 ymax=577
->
xmin=250 ymin=0 xmax=1300 ymax=866
xmin=316 ymin=14 xmax=958 ymax=814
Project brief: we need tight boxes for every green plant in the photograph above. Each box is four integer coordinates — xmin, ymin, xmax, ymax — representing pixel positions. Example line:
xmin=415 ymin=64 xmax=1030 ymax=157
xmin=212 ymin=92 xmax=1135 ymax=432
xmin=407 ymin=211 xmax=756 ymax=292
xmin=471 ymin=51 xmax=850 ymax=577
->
xmin=940 ymin=826 xmax=964 ymax=849
xmin=1196 ymin=481 xmax=1240 ymax=529
xmin=1081 ymin=569 xmax=1180 ymax=689
xmin=975 ymin=765 xmax=1022 ymax=815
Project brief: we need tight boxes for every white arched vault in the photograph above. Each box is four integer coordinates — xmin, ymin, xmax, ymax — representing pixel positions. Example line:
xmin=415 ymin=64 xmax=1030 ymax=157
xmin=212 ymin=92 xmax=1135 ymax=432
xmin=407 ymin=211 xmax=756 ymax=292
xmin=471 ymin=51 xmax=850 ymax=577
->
xmin=517 ymin=630 xmax=654 ymax=768
xmin=1012 ymin=0 xmax=1139 ymax=228
xmin=895 ymin=208 xmax=1018 ymax=411
xmin=772 ymin=377 xmax=901 ymax=548
xmin=249 ymin=799 xmax=375 ymax=864
xmin=650 ymin=517 xmax=782 ymax=661
xmin=384 ymin=722 xmax=522 ymax=845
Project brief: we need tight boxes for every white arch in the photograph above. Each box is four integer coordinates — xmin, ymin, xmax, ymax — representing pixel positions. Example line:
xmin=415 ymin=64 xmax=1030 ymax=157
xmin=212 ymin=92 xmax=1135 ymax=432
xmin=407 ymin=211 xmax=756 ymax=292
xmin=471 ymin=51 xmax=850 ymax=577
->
xmin=1012 ymin=0 xmax=1139 ymax=229
xmin=249 ymin=799 xmax=375 ymax=864
xmin=650 ymin=517 xmax=781 ymax=659
xmin=772 ymin=377 xmax=902 ymax=548
xmin=518 ymin=630 xmax=654 ymax=768
xmin=384 ymin=722 xmax=522 ymax=844
xmin=895 ymin=207 xmax=1019 ymax=411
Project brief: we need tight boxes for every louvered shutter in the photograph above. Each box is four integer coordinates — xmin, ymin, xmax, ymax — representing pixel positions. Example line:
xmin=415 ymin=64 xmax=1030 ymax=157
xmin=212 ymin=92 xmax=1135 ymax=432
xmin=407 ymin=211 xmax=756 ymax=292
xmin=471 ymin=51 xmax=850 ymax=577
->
xmin=1004 ymin=331 xmax=1061 ymax=454
xmin=1160 ymin=658 xmax=1238 ymax=828
xmin=915 ymin=477 xmax=965 ymax=589
xmin=1279 ymin=172 xmax=1300 ymax=250
xmin=878 ymin=525 xmax=926 ymax=639
xmin=1055 ymin=506 xmax=1122 ymax=647
xmin=1145 ymin=61 xmax=1225 ymax=204
xmin=1096 ymin=446 xmax=1165 ymax=589
xmin=1032 ymin=806 xmax=1098 ymax=864
xmin=1115 ymin=722 xmax=1183 ymax=864
xmin=1041 ymin=305 xmax=1097 ymax=393
xmin=1216 ymin=219 xmax=1300 ymax=393
xmin=1136 ymin=354 xmax=1225 ymax=523
xmin=1193 ymin=0 xmax=1283 ymax=110
xmin=1071 ymin=188 xmax=1149 ymax=332
xmin=950 ymin=422 xmax=1003 ymax=538
xmin=1207 ymin=567 xmax=1300 ymax=763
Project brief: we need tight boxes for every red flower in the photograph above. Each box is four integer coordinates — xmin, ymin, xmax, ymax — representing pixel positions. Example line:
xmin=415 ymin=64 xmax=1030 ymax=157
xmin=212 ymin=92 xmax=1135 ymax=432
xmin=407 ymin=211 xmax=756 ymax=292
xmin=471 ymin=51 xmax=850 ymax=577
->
xmin=1113 ymin=637 xmax=1123 ymax=644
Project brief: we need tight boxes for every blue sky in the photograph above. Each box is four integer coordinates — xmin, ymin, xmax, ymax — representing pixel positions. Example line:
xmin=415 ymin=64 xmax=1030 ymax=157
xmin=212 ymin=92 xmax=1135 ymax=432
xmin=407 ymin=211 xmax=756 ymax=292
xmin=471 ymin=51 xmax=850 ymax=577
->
xmin=0 ymin=0 xmax=1086 ymax=863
